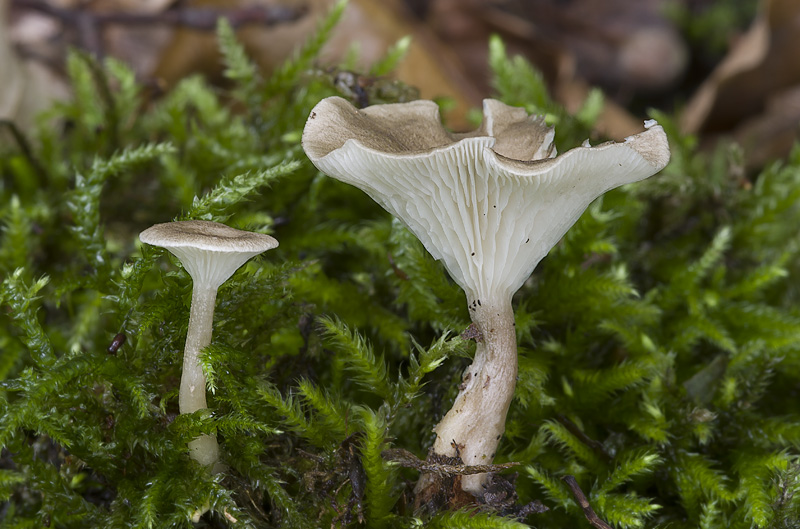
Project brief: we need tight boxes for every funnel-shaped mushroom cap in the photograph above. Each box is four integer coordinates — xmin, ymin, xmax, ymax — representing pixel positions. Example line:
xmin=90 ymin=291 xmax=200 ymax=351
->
xmin=303 ymin=97 xmax=670 ymax=300
xmin=140 ymin=220 xmax=278 ymax=289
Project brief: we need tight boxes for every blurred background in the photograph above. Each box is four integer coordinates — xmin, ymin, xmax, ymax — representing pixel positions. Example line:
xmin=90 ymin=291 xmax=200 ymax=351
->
xmin=3 ymin=0 xmax=798 ymax=168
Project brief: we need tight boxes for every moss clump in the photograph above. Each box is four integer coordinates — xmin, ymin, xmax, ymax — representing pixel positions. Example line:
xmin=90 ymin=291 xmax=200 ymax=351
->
xmin=3 ymin=7 xmax=800 ymax=529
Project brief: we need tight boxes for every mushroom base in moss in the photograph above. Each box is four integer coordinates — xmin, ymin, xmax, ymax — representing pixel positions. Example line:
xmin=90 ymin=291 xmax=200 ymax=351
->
xmin=427 ymin=296 xmax=517 ymax=495
xmin=302 ymin=96 xmax=671 ymax=498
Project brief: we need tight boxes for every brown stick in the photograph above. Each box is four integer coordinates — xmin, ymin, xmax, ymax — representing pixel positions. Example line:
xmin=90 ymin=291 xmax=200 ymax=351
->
xmin=11 ymin=0 xmax=306 ymax=29
xmin=561 ymin=475 xmax=613 ymax=529
xmin=10 ymin=0 xmax=306 ymax=56
xmin=0 ymin=120 xmax=47 ymax=181
xmin=382 ymin=448 xmax=519 ymax=477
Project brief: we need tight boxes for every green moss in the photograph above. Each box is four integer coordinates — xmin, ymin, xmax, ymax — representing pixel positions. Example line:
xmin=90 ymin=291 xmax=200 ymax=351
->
xmin=3 ymin=9 xmax=800 ymax=529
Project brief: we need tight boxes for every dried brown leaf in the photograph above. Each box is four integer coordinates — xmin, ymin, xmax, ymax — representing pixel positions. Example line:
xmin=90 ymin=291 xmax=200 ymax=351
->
xmin=682 ymin=0 xmax=800 ymax=135
xmin=1 ymin=0 xmax=68 ymax=135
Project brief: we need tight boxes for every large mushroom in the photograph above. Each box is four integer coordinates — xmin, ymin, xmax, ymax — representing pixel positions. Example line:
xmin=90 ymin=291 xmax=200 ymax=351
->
xmin=302 ymin=97 xmax=670 ymax=494
xmin=140 ymin=220 xmax=278 ymax=467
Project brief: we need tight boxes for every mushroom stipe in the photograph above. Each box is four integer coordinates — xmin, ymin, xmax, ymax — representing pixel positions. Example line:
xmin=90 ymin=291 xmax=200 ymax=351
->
xmin=140 ymin=220 xmax=278 ymax=468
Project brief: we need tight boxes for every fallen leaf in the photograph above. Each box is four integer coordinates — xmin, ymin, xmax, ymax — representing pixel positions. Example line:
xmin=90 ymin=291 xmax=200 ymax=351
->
xmin=425 ymin=0 xmax=679 ymax=138
xmin=1 ymin=0 xmax=69 ymax=136
xmin=681 ymin=0 xmax=800 ymax=135
xmin=734 ymin=85 xmax=800 ymax=170
xmin=153 ymin=0 xmax=478 ymax=128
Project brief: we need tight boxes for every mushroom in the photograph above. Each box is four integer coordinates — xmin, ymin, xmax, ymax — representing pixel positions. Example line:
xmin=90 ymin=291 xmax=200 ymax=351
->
xmin=140 ymin=220 xmax=278 ymax=467
xmin=302 ymin=97 xmax=670 ymax=494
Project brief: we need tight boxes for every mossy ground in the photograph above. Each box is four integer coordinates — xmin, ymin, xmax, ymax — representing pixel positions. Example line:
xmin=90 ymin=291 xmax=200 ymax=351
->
xmin=3 ymin=5 xmax=800 ymax=528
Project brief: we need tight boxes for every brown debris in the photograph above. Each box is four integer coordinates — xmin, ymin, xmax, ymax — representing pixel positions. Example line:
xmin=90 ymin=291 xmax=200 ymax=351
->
xmin=423 ymin=0 xmax=685 ymax=138
xmin=410 ymin=451 xmax=492 ymax=513
xmin=2 ymin=0 xmax=69 ymax=136
xmin=11 ymin=0 xmax=305 ymax=58
xmin=681 ymin=0 xmax=800 ymax=135
xmin=681 ymin=0 xmax=800 ymax=167
xmin=150 ymin=0 xmax=479 ymax=127
xmin=11 ymin=0 xmax=796 ymax=169
xmin=388 ymin=448 xmax=546 ymax=519
xmin=383 ymin=447 xmax=520 ymax=477
xmin=302 ymin=434 xmax=367 ymax=527
xmin=460 ymin=322 xmax=483 ymax=343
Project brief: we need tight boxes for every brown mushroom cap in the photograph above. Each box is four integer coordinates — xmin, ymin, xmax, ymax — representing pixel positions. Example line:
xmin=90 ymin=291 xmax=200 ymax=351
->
xmin=140 ymin=220 xmax=278 ymax=289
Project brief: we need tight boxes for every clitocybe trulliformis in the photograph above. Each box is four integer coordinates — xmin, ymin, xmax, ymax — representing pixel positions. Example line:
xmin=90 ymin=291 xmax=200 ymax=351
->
xmin=302 ymin=97 xmax=670 ymax=494
xmin=140 ymin=220 xmax=278 ymax=467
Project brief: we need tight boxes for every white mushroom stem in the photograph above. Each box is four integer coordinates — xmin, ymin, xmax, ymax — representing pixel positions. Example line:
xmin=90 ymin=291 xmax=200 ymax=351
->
xmin=139 ymin=220 xmax=278 ymax=469
xmin=181 ymin=282 xmax=220 ymax=467
xmin=432 ymin=295 xmax=516 ymax=494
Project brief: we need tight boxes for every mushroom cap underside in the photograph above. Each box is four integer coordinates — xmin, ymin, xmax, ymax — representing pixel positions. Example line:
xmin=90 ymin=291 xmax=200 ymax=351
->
xmin=302 ymin=97 xmax=670 ymax=300
xmin=140 ymin=220 xmax=279 ymax=289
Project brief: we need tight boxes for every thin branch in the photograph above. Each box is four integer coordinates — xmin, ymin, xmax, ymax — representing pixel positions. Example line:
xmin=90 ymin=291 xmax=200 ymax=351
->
xmin=0 ymin=120 xmax=47 ymax=183
xmin=11 ymin=0 xmax=307 ymax=56
xmin=561 ymin=475 xmax=613 ymax=529
xmin=11 ymin=1 xmax=306 ymax=29
xmin=386 ymin=252 xmax=408 ymax=280
xmin=74 ymin=51 xmax=119 ymax=147
xmin=382 ymin=448 xmax=519 ymax=476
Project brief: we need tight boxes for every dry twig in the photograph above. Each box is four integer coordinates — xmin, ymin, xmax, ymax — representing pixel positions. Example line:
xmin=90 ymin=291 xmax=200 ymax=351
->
xmin=10 ymin=0 xmax=306 ymax=57
xmin=561 ymin=475 xmax=613 ymax=529
xmin=382 ymin=448 xmax=519 ymax=476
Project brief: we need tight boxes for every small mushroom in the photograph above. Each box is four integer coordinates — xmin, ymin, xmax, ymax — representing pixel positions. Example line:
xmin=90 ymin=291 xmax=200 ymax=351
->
xmin=302 ymin=97 xmax=669 ymax=494
xmin=140 ymin=220 xmax=278 ymax=467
